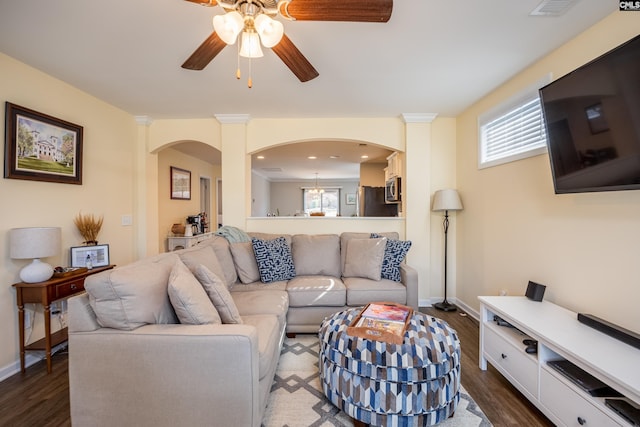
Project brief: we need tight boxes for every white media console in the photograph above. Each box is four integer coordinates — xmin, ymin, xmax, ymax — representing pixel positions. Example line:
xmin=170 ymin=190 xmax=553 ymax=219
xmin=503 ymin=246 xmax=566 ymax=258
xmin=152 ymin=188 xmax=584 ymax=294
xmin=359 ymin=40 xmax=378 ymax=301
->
xmin=479 ymin=296 xmax=640 ymax=426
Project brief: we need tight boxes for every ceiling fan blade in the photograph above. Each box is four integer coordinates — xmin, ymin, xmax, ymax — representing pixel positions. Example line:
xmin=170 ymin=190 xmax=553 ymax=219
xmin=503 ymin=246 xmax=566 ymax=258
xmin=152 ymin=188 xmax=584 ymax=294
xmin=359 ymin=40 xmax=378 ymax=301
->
xmin=182 ymin=32 xmax=227 ymax=70
xmin=279 ymin=0 xmax=392 ymax=22
xmin=271 ymin=34 xmax=319 ymax=82
xmin=184 ymin=0 xmax=217 ymax=6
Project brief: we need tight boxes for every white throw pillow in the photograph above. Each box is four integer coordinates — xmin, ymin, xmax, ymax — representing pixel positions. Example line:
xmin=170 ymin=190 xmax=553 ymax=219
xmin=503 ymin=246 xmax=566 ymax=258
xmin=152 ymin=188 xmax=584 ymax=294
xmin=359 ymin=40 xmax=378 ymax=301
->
xmin=168 ymin=259 xmax=221 ymax=325
xmin=343 ymin=237 xmax=386 ymax=281
xmin=195 ymin=264 xmax=243 ymax=324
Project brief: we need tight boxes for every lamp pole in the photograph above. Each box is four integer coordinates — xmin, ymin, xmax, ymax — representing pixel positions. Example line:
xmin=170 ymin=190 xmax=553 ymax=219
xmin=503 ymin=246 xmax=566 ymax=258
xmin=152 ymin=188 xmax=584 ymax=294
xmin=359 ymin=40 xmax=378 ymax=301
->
xmin=434 ymin=209 xmax=456 ymax=311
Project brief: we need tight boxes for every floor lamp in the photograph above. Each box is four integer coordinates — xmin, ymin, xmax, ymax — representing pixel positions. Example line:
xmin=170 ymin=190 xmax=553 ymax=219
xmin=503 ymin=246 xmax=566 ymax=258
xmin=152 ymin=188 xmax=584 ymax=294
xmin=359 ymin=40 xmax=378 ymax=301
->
xmin=432 ymin=189 xmax=463 ymax=312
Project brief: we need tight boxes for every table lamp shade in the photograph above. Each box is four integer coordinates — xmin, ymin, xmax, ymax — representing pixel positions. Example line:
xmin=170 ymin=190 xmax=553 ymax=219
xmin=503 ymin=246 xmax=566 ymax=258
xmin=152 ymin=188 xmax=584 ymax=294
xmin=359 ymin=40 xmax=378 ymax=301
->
xmin=432 ymin=189 xmax=463 ymax=212
xmin=10 ymin=227 xmax=61 ymax=283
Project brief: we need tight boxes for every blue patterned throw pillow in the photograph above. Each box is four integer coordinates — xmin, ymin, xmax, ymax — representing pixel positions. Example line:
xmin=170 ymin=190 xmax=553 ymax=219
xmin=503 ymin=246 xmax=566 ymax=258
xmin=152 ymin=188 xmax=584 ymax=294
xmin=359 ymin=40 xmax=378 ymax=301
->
xmin=251 ymin=237 xmax=296 ymax=283
xmin=371 ymin=233 xmax=412 ymax=282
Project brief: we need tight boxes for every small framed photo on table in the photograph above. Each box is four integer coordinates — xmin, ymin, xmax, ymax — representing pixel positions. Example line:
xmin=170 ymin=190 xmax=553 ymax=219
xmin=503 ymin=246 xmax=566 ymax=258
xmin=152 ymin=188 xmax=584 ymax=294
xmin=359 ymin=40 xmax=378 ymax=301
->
xmin=70 ymin=244 xmax=110 ymax=268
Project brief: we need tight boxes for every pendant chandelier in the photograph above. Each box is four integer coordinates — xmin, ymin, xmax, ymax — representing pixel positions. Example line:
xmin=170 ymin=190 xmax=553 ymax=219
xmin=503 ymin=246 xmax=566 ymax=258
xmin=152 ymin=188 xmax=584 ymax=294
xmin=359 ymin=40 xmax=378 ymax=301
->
xmin=308 ymin=173 xmax=324 ymax=194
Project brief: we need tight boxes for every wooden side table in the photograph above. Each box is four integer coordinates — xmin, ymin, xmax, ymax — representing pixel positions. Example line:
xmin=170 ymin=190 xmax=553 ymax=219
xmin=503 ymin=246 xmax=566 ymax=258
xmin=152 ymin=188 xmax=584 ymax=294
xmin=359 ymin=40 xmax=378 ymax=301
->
xmin=12 ymin=264 xmax=114 ymax=374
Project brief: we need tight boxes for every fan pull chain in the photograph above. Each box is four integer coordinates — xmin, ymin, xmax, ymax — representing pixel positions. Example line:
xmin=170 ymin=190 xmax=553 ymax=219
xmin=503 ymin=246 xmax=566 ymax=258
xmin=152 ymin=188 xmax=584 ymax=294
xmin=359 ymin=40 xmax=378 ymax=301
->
xmin=248 ymin=57 xmax=253 ymax=88
xmin=236 ymin=41 xmax=241 ymax=80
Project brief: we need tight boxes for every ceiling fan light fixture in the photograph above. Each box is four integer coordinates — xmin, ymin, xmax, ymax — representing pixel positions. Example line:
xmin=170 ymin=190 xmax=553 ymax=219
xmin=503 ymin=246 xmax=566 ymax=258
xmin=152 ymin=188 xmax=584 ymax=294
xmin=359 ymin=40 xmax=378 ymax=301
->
xmin=254 ymin=14 xmax=284 ymax=48
xmin=213 ymin=11 xmax=243 ymax=44
xmin=239 ymin=30 xmax=264 ymax=58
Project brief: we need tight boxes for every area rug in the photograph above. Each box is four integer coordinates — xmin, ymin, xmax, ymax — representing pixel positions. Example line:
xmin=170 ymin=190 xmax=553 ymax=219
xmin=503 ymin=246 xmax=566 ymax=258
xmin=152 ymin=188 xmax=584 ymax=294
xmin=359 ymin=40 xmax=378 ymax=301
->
xmin=262 ymin=335 xmax=493 ymax=427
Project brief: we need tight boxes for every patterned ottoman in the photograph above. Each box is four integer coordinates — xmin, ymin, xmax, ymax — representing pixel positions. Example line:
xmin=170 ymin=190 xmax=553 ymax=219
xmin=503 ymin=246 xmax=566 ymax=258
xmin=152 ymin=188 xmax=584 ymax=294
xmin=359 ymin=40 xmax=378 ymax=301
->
xmin=318 ymin=308 xmax=461 ymax=427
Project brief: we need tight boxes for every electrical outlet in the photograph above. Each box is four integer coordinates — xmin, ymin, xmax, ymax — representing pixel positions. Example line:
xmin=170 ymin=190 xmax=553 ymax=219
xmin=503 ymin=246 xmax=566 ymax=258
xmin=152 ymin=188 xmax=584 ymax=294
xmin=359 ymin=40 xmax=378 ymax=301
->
xmin=51 ymin=301 xmax=61 ymax=315
xmin=121 ymin=214 xmax=133 ymax=226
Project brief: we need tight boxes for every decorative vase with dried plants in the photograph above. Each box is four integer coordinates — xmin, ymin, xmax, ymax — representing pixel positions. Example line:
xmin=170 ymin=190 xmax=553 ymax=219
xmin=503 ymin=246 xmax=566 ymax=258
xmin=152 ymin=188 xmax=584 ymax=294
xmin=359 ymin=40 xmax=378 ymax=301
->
xmin=74 ymin=212 xmax=103 ymax=245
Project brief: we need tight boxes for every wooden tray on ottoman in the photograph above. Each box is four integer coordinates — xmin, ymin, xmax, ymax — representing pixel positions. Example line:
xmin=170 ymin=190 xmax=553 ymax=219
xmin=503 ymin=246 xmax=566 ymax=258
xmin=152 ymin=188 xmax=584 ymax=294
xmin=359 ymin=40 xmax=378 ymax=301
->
xmin=347 ymin=302 xmax=413 ymax=345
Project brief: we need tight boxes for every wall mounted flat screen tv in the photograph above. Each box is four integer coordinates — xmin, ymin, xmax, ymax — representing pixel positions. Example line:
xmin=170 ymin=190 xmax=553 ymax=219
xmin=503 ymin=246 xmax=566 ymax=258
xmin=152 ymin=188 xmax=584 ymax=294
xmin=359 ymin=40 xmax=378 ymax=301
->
xmin=540 ymin=34 xmax=640 ymax=194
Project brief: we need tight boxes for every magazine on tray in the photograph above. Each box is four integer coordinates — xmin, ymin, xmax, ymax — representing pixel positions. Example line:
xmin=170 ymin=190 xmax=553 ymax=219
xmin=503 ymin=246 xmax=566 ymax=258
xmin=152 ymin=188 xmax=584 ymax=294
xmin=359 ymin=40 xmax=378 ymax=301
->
xmin=347 ymin=302 xmax=413 ymax=344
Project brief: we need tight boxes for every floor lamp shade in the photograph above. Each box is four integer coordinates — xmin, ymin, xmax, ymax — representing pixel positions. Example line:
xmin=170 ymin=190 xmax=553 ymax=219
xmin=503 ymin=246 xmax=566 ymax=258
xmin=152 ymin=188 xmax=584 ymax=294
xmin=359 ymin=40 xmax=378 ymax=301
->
xmin=432 ymin=189 xmax=463 ymax=312
xmin=10 ymin=227 xmax=61 ymax=283
xmin=432 ymin=189 xmax=463 ymax=212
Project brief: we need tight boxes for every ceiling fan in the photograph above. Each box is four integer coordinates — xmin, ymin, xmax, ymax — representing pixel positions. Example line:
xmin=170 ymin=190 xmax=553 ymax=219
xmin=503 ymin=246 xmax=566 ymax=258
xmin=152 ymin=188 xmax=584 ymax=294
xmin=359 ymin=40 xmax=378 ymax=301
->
xmin=182 ymin=0 xmax=393 ymax=85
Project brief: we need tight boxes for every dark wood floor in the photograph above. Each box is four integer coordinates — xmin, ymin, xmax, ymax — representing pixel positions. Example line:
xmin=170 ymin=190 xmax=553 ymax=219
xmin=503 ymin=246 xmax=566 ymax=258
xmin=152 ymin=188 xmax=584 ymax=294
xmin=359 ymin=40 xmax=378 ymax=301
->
xmin=422 ymin=307 xmax=554 ymax=427
xmin=0 ymin=307 xmax=553 ymax=427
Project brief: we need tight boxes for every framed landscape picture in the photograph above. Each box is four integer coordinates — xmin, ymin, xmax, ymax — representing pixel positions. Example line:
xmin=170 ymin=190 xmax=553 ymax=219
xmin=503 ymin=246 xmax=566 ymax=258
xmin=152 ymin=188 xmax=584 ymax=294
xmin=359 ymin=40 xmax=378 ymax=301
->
xmin=4 ymin=102 xmax=83 ymax=184
xmin=171 ymin=166 xmax=191 ymax=200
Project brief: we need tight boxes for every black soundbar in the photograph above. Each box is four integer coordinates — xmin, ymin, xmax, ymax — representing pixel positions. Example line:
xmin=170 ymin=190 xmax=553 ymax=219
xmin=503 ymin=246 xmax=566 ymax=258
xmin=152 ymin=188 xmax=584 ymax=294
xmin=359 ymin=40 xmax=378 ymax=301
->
xmin=578 ymin=313 xmax=640 ymax=350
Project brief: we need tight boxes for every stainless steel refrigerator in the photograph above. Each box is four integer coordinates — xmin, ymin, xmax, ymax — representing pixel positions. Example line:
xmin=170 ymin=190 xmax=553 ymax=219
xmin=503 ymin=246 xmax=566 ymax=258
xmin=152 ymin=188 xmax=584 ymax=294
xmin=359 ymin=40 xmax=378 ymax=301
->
xmin=358 ymin=186 xmax=398 ymax=217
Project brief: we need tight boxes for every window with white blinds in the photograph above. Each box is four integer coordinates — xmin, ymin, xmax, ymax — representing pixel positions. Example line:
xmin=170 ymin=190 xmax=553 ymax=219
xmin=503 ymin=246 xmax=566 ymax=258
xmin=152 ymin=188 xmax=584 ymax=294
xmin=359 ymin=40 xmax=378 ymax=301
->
xmin=478 ymin=78 xmax=550 ymax=169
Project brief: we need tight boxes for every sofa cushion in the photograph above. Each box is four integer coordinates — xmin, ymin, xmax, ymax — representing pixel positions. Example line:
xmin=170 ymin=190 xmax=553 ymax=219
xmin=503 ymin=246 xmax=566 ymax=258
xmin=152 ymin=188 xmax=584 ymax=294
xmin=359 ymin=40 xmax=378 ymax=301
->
xmin=229 ymin=280 xmax=288 ymax=292
xmin=343 ymin=276 xmax=407 ymax=306
xmin=231 ymin=289 xmax=289 ymax=327
xmin=85 ymin=254 xmax=179 ymax=330
xmin=291 ymin=234 xmax=341 ymax=277
xmin=286 ymin=276 xmax=346 ymax=307
xmin=340 ymin=232 xmax=399 ymax=272
xmin=195 ymin=265 xmax=243 ymax=324
xmin=371 ymin=233 xmax=413 ymax=282
xmin=251 ymin=237 xmax=296 ymax=283
xmin=168 ymin=260 xmax=221 ymax=325
xmin=241 ymin=314 xmax=282 ymax=380
xmin=201 ymin=236 xmax=238 ymax=286
xmin=229 ymin=242 xmax=260 ymax=284
xmin=178 ymin=244 xmax=228 ymax=286
xmin=343 ymin=237 xmax=386 ymax=281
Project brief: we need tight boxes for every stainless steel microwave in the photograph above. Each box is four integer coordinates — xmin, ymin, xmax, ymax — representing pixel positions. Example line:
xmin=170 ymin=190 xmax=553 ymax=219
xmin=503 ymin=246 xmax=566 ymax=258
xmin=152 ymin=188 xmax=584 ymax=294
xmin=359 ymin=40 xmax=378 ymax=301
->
xmin=385 ymin=176 xmax=401 ymax=203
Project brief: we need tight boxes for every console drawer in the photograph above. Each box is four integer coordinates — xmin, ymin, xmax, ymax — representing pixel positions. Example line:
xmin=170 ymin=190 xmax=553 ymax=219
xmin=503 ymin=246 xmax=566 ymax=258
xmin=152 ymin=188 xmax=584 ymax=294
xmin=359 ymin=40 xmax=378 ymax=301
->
xmin=540 ymin=367 xmax=621 ymax=427
xmin=54 ymin=278 xmax=85 ymax=299
xmin=483 ymin=326 xmax=538 ymax=397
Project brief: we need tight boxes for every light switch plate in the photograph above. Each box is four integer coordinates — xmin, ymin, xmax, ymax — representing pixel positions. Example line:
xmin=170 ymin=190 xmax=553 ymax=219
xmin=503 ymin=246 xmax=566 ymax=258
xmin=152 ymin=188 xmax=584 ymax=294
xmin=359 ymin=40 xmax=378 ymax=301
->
xmin=121 ymin=215 xmax=133 ymax=226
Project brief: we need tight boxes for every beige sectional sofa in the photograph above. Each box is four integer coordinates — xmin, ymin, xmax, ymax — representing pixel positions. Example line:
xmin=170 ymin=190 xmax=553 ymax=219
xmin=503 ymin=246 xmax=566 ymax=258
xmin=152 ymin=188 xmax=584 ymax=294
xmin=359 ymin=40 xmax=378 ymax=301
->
xmin=68 ymin=231 xmax=418 ymax=427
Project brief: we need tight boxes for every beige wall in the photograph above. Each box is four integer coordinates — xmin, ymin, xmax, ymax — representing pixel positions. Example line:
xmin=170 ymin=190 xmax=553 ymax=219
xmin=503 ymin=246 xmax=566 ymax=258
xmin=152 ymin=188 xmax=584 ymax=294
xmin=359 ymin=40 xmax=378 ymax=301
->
xmin=456 ymin=12 xmax=640 ymax=333
xmin=157 ymin=147 xmax=220 ymax=251
xmin=0 ymin=53 xmax=137 ymax=375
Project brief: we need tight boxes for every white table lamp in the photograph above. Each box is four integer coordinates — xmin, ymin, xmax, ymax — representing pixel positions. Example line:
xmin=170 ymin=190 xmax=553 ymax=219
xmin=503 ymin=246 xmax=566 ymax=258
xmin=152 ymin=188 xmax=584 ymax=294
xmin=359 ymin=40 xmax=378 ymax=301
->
xmin=10 ymin=227 xmax=61 ymax=283
xmin=432 ymin=189 xmax=463 ymax=311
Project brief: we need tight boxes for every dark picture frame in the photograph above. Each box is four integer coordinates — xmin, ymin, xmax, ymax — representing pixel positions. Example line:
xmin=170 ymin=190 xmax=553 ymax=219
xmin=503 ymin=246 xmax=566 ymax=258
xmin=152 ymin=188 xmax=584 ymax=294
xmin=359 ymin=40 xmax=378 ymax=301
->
xmin=4 ymin=102 xmax=83 ymax=184
xmin=70 ymin=244 xmax=110 ymax=268
xmin=171 ymin=166 xmax=191 ymax=200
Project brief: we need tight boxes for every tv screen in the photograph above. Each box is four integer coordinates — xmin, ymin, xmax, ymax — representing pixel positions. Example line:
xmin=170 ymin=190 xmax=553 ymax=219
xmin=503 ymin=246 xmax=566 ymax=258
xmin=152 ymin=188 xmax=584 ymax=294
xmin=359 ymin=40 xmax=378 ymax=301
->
xmin=540 ymin=34 xmax=640 ymax=194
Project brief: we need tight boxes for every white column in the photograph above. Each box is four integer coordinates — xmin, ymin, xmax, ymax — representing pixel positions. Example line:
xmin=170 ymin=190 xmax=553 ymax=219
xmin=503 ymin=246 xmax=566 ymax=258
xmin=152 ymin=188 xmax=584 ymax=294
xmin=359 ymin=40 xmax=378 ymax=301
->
xmin=134 ymin=116 xmax=159 ymax=258
xmin=215 ymin=114 xmax=251 ymax=229
xmin=403 ymin=113 xmax=438 ymax=307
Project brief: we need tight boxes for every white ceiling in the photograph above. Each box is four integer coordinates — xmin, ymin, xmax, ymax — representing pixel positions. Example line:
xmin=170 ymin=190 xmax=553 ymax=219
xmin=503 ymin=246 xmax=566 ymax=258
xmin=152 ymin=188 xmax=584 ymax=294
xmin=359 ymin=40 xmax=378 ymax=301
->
xmin=252 ymin=140 xmax=392 ymax=181
xmin=0 ymin=0 xmax=618 ymax=178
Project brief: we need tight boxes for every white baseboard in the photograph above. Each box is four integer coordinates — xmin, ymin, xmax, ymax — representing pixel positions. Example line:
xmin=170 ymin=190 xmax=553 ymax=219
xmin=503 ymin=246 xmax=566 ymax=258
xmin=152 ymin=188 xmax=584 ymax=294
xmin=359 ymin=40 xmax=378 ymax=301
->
xmin=419 ymin=297 xmax=480 ymax=322
xmin=0 ymin=342 xmax=68 ymax=382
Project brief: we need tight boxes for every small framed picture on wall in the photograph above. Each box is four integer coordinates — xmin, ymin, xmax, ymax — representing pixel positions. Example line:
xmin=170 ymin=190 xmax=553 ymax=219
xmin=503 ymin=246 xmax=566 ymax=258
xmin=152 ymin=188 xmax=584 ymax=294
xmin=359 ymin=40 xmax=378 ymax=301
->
xmin=170 ymin=166 xmax=191 ymax=200
xmin=345 ymin=193 xmax=356 ymax=205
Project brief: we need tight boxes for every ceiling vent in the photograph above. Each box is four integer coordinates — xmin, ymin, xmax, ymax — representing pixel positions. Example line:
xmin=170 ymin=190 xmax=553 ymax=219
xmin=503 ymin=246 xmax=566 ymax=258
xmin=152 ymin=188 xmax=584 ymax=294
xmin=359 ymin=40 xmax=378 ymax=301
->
xmin=261 ymin=167 xmax=283 ymax=172
xmin=530 ymin=0 xmax=578 ymax=16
